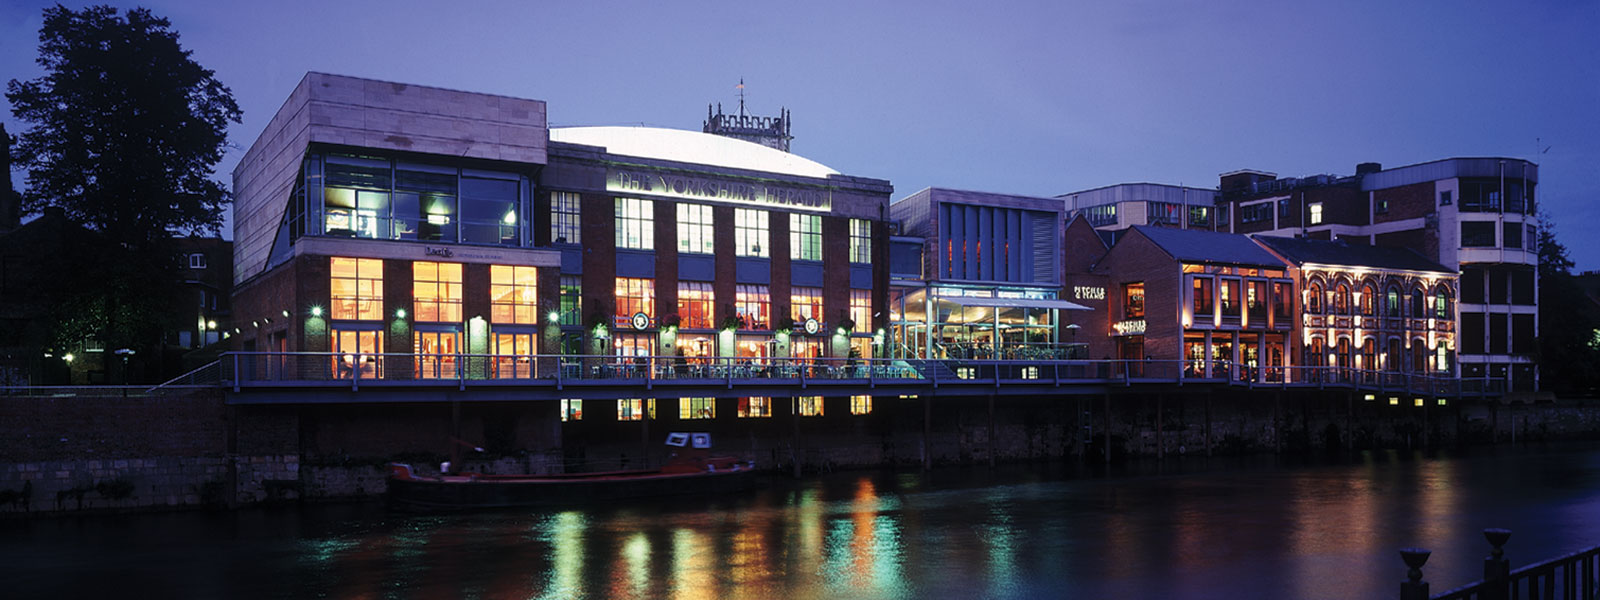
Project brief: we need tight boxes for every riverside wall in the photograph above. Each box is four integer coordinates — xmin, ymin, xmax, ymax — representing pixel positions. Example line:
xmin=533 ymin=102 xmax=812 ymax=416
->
xmin=2 ymin=388 xmax=1598 ymax=516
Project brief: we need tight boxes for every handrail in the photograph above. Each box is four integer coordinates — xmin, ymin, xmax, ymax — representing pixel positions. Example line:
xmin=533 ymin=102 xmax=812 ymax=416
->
xmin=145 ymin=360 xmax=221 ymax=393
xmin=1399 ymin=528 xmax=1600 ymax=600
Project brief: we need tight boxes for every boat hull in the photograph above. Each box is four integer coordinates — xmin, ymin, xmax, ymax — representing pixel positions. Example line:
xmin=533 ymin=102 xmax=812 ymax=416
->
xmin=387 ymin=468 xmax=760 ymax=511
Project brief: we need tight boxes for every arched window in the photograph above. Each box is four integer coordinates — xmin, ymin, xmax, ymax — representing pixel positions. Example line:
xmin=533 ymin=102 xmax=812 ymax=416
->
xmin=1386 ymin=338 xmax=1403 ymax=372
xmin=1410 ymin=289 xmax=1426 ymax=318
xmin=1411 ymin=339 xmax=1428 ymax=374
xmin=1386 ymin=286 xmax=1402 ymax=318
xmin=1360 ymin=338 xmax=1376 ymax=372
xmin=1309 ymin=337 xmax=1326 ymax=368
xmin=1335 ymin=337 xmax=1352 ymax=370
xmin=1333 ymin=283 xmax=1350 ymax=314
xmin=1307 ymin=282 xmax=1323 ymax=314
xmin=1433 ymin=285 xmax=1451 ymax=318
xmin=1360 ymin=283 xmax=1376 ymax=315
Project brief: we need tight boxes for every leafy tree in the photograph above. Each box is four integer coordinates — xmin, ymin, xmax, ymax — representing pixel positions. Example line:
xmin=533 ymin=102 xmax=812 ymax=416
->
xmin=6 ymin=5 xmax=240 ymax=379
xmin=1535 ymin=211 xmax=1600 ymax=396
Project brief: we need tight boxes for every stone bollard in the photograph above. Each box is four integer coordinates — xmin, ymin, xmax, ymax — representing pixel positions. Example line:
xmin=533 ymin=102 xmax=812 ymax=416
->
xmin=1481 ymin=528 xmax=1512 ymax=600
xmin=1399 ymin=547 xmax=1431 ymax=600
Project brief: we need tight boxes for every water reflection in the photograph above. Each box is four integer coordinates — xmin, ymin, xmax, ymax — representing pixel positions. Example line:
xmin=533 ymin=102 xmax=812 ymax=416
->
xmin=8 ymin=445 xmax=1600 ymax=599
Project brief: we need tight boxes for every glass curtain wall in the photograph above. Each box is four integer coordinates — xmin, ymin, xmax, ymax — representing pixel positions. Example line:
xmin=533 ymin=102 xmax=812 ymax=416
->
xmin=299 ymin=152 xmax=529 ymax=246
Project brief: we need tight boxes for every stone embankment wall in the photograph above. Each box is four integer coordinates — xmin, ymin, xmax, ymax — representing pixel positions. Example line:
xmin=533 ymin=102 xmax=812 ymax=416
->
xmin=1 ymin=388 xmax=1597 ymax=516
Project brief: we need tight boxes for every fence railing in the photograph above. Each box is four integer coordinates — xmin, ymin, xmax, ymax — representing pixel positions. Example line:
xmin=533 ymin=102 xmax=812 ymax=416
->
xmin=1399 ymin=528 xmax=1600 ymax=600
xmin=216 ymin=352 xmax=1504 ymax=397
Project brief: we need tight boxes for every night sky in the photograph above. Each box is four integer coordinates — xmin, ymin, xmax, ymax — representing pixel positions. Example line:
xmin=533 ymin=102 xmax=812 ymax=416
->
xmin=4 ymin=1 xmax=1596 ymax=269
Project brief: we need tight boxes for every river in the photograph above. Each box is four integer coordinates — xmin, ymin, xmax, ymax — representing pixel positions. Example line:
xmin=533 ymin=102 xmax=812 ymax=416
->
xmin=6 ymin=444 xmax=1600 ymax=599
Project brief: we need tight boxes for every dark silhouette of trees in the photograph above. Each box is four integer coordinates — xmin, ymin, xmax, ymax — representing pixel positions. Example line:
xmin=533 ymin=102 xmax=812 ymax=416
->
xmin=6 ymin=5 xmax=240 ymax=381
xmin=1536 ymin=211 xmax=1600 ymax=396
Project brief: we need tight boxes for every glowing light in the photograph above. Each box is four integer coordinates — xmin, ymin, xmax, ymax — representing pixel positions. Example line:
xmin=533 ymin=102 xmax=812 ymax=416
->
xmin=502 ymin=211 xmax=517 ymax=225
xmin=1363 ymin=394 xmax=1375 ymax=401
xmin=1389 ymin=397 xmax=1400 ymax=405
xmin=207 ymin=320 xmax=217 ymax=330
xmin=282 ymin=310 xmax=291 ymax=318
xmin=1414 ymin=398 xmax=1425 ymax=407
xmin=426 ymin=214 xmax=450 ymax=225
xmin=63 ymin=353 xmax=74 ymax=363
xmin=310 ymin=306 xmax=323 ymax=317
xmin=396 ymin=308 xmax=407 ymax=319
xmin=549 ymin=310 xmax=562 ymax=323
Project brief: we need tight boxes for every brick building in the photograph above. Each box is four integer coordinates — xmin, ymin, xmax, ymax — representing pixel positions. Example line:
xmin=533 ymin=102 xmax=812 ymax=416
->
xmin=230 ymin=73 xmax=891 ymax=383
xmin=1216 ymin=158 xmax=1539 ymax=390
xmin=1057 ymin=182 xmax=1222 ymax=245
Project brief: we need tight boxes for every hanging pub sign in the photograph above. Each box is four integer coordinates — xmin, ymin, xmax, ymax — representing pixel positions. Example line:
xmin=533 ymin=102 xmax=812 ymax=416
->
xmin=631 ymin=312 xmax=651 ymax=331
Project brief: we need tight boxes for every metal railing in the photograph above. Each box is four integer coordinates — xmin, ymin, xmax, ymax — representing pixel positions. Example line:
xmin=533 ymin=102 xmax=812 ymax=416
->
xmin=217 ymin=352 xmax=1505 ymax=397
xmin=1399 ymin=529 xmax=1600 ymax=600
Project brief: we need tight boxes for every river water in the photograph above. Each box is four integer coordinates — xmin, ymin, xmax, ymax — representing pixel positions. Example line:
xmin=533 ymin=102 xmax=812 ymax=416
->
xmin=7 ymin=444 xmax=1600 ymax=599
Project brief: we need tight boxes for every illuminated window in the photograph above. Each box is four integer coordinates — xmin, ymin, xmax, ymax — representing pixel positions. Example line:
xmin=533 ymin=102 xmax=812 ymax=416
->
xmin=850 ymin=289 xmax=871 ymax=328
xmin=791 ymin=213 xmax=822 ymax=261
xmin=615 ymin=278 xmax=655 ymax=324
xmin=551 ymin=192 xmax=580 ymax=244
xmin=677 ymin=203 xmax=714 ymax=254
xmin=1187 ymin=205 xmax=1211 ymax=228
xmin=735 ymin=209 xmax=768 ymax=257
xmin=1360 ymin=283 xmax=1375 ymax=315
xmin=1192 ymin=277 xmax=1213 ymax=317
xmin=1124 ymin=282 xmax=1146 ymax=319
xmin=560 ymin=399 xmax=582 ymax=422
xmin=414 ymin=330 xmax=459 ymax=379
xmin=1332 ymin=283 xmax=1349 ymax=314
xmin=1274 ymin=281 xmax=1294 ymax=320
xmin=615 ymin=198 xmax=654 ymax=250
xmin=1309 ymin=202 xmax=1323 ymax=225
xmin=330 ymin=257 xmax=384 ymax=320
xmin=413 ymin=261 xmax=463 ymax=322
xmin=736 ymin=285 xmax=770 ymax=329
xmin=797 ymin=396 xmax=824 ymax=417
xmin=559 ymin=276 xmax=582 ymax=326
xmin=1434 ymin=287 xmax=1451 ymax=318
xmin=617 ymin=399 xmax=654 ymax=421
xmin=459 ymin=173 xmax=520 ymax=245
xmin=850 ymin=395 xmax=872 ymax=415
xmin=1220 ymin=279 xmax=1240 ymax=316
xmin=489 ymin=265 xmax=538 ymax=324
xmin=324 ymin=154 xmax=391 ymax=239
xmin=1306 ymin=282 xmax=1323 ymax=314
xmin=492 ymin=332 xmax=535 ymax=378
xmin=738 ymin=397 xmax=772 ymax=418
xmin=331 ymin=328 xmax=383 ymax=378
xmin=1386 ymin=287 xmax=1401 ymax=317
xmin=679 ymin=397 xmax=715 ymax=420
xmin=1247 ymin=280 xmax=1267 ymax=319
xmin=850 ymin=219 xmax=872 ymax=263
xmin=677 ymin=282 xmax=713 ymax=329
xmin=791 ymin=287 xmax=823 ymax=322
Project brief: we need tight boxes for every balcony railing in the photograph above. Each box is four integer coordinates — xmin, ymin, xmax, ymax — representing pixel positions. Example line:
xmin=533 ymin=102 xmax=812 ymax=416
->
xmin=216 ymin=352 xmax=1505 ymax=398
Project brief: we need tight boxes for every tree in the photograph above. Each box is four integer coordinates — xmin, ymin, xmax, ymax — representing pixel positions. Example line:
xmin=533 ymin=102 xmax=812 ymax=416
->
xmin=6 ymin=5 xmax=241 ymax=380
xmin=8 ymin=5 xmax=240 ymax=243
xmin=1536 ymin=211 xmax=1600 ymax=396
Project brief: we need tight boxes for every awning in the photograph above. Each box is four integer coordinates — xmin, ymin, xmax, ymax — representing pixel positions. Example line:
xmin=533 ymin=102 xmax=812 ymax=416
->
xmin=940 ymin=296 xmax=1092 ymax=311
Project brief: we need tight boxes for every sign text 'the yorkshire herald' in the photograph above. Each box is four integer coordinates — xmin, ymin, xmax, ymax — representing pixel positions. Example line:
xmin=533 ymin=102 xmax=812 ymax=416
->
xmin=608 ymin=169 xmax=831 ymax=211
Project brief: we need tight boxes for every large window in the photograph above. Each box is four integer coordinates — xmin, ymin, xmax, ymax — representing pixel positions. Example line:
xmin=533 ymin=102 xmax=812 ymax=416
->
xmin=1331 ymin=283 xmax=1349 ymax=314
xmin=489 ymin=265 xmax=537 ymax=324
xmin=1461 ymin=222 xmax=1496 ymax=247
xmin=791 ymin=213 xmax=823 ymax=261
xmin=792 ymin=287 xmax=823 ymax=322
xmin=850 ymin=219 xmax=872 ymax=263
xmin=560 ymin=399 xmax=582 ymax=422
xmin=1149 ymin=202 xmax=1181 ymax=226
xmin=1193 ymin=277 xmax=1214 ymax=317
xmin=1220 ymin=279 xmax=1240 ymax=317
xmin=616 ymin=198 xmax=654 ymax=250
xmin=1082 ymin=205 xmax=1117 ymax=227
xmin=615 ymin=278 xmax=654 ymax=323
xmin=313 ymin=153 xmax=527 ymax=246
xmin=1187 ymin=205 xmax=1211 ymax=229
xmin=679 ymin=397 xmax=715 ymax=420
xmin=797 ymin=396 xmax=824 ymax=417
xmin=678 ymin=282 xmax=714 ymax=329
xmin=559 ymin=276 xmax=582 ymax=326
xmin=1359 ymin=283 xmax=1376 ymax=315
xmin=617 ymin=399 xmax=653 ymax=421
xmin=735 ymin=209 xmax=768 ymax=257
xmin=1240 ymin=203 xmax=1272 ymax=225
xmin=736 ymin=285 xmax=770 ymax=329
xmin=850 ymin=289 xmax=872 ymax=328
xmin=1124 ymin=282 xmax=1145 ymax=319
xmin=1502 ymin=222 xmax=1523 ymax=250
xmin=1306 ymin=282 xmax=1323 ymax=314
xmin=1309 ymin=203 xmax=1324 ymax=225
xmin=1386 ymin=287 xmax=1402 ymax=317
xmin=413 ymin=262 xmax=463 ymax=322
xmin=551 ymin=192 xmax=580 ymax=244
xmin=850 ymin=395 xmax=873 ymax=415
xmin=1247 ymin=281 xmax=1267 ymax=320
xmin=330 ymin=257 xmax=384 ymax=320
xmin=738 ymin=397 xmax=772 ymax=418
xmin=331 ymin=328 xmax=383 ymax=378
xmin=677 ymin=203 xmax=714 ymax=254
xmin=1273 ymin=281 xmax=1293 ymax=321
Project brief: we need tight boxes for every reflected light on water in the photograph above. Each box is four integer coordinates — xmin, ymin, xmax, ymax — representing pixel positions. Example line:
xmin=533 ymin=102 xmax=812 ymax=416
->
xmin=536 ymin=511 xmax=586 ymax=600
xmin=670 ymin=527 xmax=714 ymax=600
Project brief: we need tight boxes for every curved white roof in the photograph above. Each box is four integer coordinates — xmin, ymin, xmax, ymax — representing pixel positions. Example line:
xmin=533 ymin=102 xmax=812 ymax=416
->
xmin=550 ymin=126 xmax=839 ymax=178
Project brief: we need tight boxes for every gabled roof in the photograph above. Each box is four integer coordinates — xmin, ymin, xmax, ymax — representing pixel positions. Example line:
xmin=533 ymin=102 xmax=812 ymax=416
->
xmin=1253 ymin=236 xmax=1454 ymax=274
xmin=1129 ymin=225 xmax=1287 ymax=268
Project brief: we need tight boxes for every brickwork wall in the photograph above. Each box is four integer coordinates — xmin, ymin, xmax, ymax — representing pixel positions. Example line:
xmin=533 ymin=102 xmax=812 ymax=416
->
xmin=1373 ymin=180 xmax=1436 ymax=224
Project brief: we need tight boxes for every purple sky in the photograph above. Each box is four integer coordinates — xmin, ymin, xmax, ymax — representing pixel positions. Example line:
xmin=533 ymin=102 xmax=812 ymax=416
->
xmin=5 ymin=1 xmax=1598 ymax=269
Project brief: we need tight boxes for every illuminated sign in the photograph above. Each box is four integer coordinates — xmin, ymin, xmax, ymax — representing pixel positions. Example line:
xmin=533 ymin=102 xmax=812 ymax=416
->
xmin=803 ymin=318 xmax=820 ymax=335
xmin=631 ymin=312 xmax=651 ymax=331
xmin=1073 ymin=286 xmax=1105 ymax=301
xmin=1112 ymin=319 xmax=1147 ymax=336
xmin=608 ymin=169 xmax=831 ymax=211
